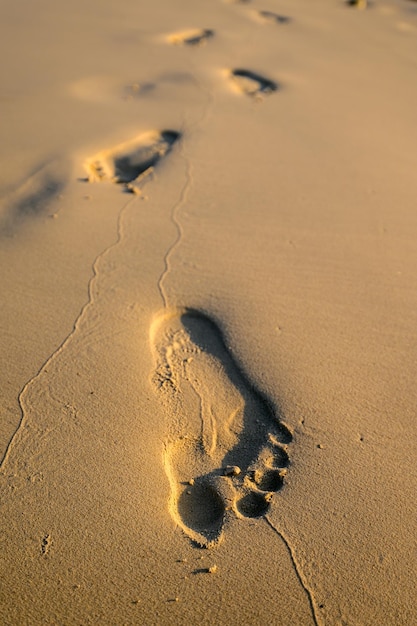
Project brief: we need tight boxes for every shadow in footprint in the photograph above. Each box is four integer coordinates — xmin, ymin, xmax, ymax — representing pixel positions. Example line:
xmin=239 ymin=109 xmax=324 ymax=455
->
xmin=152 ymin=309 xmax=292 ymax=547
xmin=269 ymin=443 xmax=290 ymax=468
xmin=0 ymin=160 xmax=67 ymax=237
xmin=251 ymin=468 xmax=284 ymax=492
xmin=230 ymin=69 xmax=278 ymax=98
xmin=181 ymin=312 xmax=291 ymax=470
xmin=236 ymin=492 xmax=271 ymax=518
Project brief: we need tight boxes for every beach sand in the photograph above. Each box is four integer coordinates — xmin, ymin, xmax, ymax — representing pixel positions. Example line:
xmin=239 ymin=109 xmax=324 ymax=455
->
xmin=1 ymin=0 xmax=417 ymax=624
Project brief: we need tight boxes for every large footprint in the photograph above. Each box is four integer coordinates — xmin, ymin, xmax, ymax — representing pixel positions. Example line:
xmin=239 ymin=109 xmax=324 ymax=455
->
xmin=151 ymin=309 xmax=291 ymax=548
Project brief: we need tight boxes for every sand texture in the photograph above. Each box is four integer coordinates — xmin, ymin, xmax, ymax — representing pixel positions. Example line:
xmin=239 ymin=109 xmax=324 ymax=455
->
xmin=1 ymin=0 xmax=417 ymax=624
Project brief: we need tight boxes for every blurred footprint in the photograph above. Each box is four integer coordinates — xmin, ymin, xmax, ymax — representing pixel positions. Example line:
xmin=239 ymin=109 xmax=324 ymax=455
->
xmin=345 ymin=0 xmax=368 ymax=9
xmin=167 ymin=28 xmax=215 ymax=46
xmin=229 ymin=68 xmax=278 ymax=98
xmin=257 ymin=10 xmax=291 ymax=24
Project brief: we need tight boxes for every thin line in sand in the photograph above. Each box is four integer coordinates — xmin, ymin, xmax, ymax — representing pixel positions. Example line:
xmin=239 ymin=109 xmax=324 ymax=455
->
xmin=0 ymin=193 xmax=137 ymax=471
xmin=1 ymin=125 xmax=184 ymax=469
xmin=157 ymin=75 xmax=214 ymax=309
xmin=157 ymin=145 xmax=192 ymax=308
xmin=264 ymin=516 xmax=321 ymax=626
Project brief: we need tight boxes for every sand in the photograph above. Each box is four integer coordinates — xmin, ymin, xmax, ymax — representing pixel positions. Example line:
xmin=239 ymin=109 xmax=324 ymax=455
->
xmin=1 ymin=0 xmax=417 ymax=624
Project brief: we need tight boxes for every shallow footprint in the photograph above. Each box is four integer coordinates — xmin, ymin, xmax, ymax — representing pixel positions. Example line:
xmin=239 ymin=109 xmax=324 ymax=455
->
xmin=84 ymin=129 xmax=180 ymax=191
xmin=346 ymin=0 xmax=368 ymax=8
xmin=258 ymin=11 xmax=291 ymax=24
xmin=167 ymin=28 xmax=214 ymax=46
xmin=151 ymin=308 xmax=291 ymax=547
xmin=229 ymin=68 xmax=278 ymax=98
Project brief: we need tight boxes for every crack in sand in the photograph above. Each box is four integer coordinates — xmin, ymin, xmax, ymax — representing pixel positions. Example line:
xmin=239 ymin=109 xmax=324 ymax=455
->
xmin=157 ymin=76 xmax=214 ymax=308
xmin=0 ymin=191 xmax=137 ymax=471
xmin=264 ymin=516 xmax=321 ymax=626
xmin=157 ymin=146 xmax=192 ymax=308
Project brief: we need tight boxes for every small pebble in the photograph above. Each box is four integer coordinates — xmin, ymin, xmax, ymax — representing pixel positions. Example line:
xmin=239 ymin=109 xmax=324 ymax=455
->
xmin=208 ymin=565 xmax=218 ymax=574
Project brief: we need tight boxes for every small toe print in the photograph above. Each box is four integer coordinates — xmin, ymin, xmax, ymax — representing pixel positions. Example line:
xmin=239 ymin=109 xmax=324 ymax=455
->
xmin=251 ymin=468 xmax=284 ymax=492
xmin=268 ymin=443 xmax=290 ymax=468
xmin=237 ymin=492 xmax=271 ymax=518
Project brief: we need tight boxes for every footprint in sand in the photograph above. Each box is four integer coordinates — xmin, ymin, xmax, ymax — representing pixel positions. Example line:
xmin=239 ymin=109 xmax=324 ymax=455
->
xmin=229 ymin=68 xmax=278 ymax=99
xmin=151 ymin=309 xmax=291 ymax=547
xmin=167 ymin=28 xmax=215 ymax=46
xmin=83 ymin=129 xmax=180 ymax=193
xmin=346 ymin=0 xmax=368 ymax=8
xmin=257 ymin=10 xmax=291 ymax=24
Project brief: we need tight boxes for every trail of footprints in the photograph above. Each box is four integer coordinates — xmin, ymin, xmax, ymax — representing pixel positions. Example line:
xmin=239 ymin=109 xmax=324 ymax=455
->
xmin=164 ymin=7 xmax=285 ymax=100
xmin=78 ymin=0 xmax=417 ymax=554
xmin=83 ymin=10 xmax=285 ymax=187
xmin=80 ymin=0 xmax=398 ymax=548
xmin=151 ymin=309 xmax=292 ymax=547
xmin=79 ymin=2 xmax=294 ymax=546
